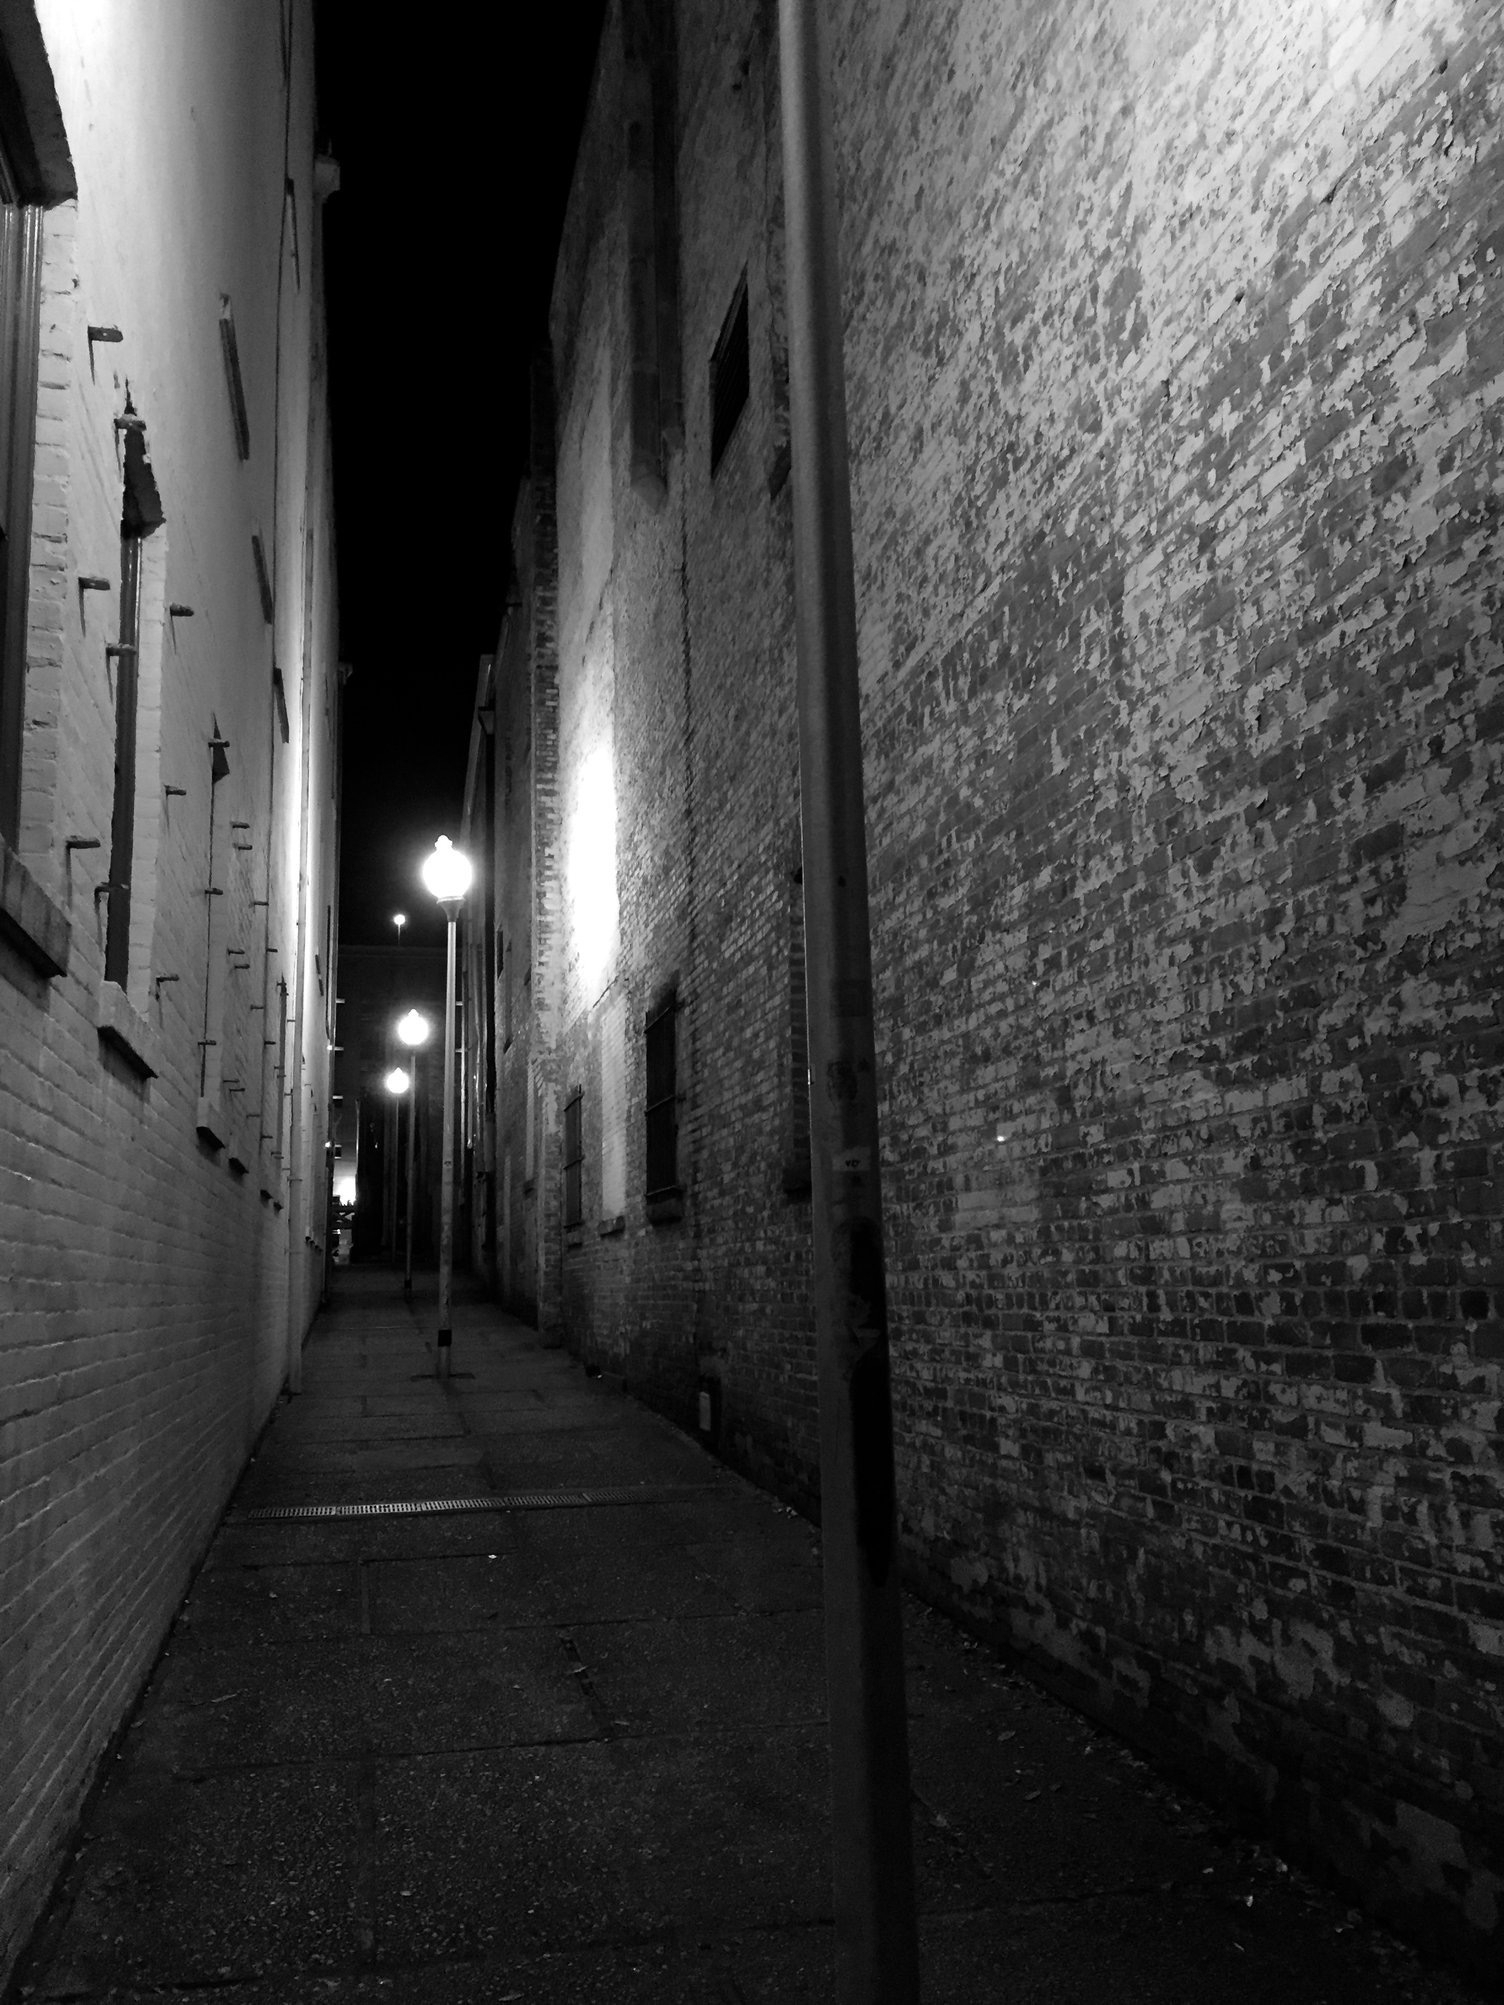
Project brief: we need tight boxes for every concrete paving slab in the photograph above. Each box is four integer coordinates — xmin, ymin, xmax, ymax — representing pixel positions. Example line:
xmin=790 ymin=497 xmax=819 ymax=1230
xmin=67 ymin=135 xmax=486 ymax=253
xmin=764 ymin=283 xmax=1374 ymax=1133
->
xmin=366 ymin=1551 xmax=555 ymax=1634
xmin=652 ymin=1489 xmax=815 ymax=1545
xmin=142 ymin=1636 xmax=368 ymax=1766
xmin=472 ymin=1428 xmax=655 ymax=1488
xmin=266 ymin=1413 xmax=470 ymax=1445
xmin=250 ymin=1437 xmax=488 ymax=1477
xmin=33 ymin=1761 xmax=362 ymax=1992
xmin=359 ymin=1628 xmax=598 ymax=1753
xmin=512 ymin=1517 xmax=743 ymax=1622
xmin=176 ymin=1560 xmax=359 ymax=1645
xmin=572 ymin=1610 xmax=828 ymax=1730
xmin=681 ymin=1537 xmax=825 ymax=1613
xmin=370 ymin=1729 xmax=832 ymax=1964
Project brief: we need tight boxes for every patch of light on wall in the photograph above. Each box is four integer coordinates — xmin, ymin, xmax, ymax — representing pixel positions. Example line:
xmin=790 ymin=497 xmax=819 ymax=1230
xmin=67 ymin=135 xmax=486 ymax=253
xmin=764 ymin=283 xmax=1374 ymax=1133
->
xmin=569 ymin=742 xmax=618 ymax=998
xmin=333 ymin=1170 xmax=356 ymax=1204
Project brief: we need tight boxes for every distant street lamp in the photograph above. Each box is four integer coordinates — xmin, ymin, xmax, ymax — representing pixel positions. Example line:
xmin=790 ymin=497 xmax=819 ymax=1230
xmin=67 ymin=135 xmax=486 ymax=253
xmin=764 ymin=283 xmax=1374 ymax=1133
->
xmin=396 ymin=1008 xmax=433 ymax=1296
xmin=420 ymin=836 xmax=472 ymax=1380
xmin=392 ymin=911 xmax=407 ymax=944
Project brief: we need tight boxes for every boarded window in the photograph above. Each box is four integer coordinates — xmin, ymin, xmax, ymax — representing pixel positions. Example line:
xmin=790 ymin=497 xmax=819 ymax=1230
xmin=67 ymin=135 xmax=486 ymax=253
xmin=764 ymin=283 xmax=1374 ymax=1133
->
xmin=708 ymin=274 xmax=748 ymax=475
xmin=645 ymin=993 xmax=678 ymax=1199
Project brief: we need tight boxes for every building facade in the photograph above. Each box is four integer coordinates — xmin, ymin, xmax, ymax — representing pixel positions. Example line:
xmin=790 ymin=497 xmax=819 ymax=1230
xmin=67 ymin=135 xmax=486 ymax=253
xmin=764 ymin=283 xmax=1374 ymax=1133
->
xmin=460 ymin=0 xmax=1504 ymax=1970
xmin=0 ymin=3 xmax=339 ymax=1980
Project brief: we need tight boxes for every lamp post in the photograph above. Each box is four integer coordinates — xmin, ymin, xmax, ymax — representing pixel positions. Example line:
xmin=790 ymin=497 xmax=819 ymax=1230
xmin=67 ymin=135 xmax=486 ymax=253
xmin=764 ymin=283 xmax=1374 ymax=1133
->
xmin=392 ymin=911 xmax=406 ymax=944
xmin=420 ymin=835 xmax=472 ymax=1380
xmin=383 ymin=1067 xmax=410 ymax=1271
xmin=396 ymin=1008 xmax=433 ymax=1295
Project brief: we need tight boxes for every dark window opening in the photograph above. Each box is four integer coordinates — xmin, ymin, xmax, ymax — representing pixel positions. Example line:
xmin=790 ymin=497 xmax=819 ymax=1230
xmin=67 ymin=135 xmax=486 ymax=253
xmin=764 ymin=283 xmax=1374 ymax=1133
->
xmin=0 ymin=132 xmax=40 ymax=848
xmin=709 ymin=275 xmax=748 ymax=475
xmin=645 ymin=993 xmax=679 ymax=1199
xmin=563 ymin=1085 xmax=584 ymax=1228
xmin=103 ymin=530 xmax=142 ymax=985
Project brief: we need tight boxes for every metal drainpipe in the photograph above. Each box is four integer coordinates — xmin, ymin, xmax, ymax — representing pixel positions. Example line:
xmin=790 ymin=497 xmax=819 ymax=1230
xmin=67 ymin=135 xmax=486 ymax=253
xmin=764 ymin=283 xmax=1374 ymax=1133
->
xmin=778 ymin=1 xmax=919 ymax=1998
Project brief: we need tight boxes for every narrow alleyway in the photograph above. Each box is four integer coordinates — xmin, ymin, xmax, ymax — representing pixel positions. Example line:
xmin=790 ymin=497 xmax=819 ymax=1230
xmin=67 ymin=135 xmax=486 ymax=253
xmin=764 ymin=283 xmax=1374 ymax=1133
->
xmin=11 ymin=1271 xmax=1482 ymax=2004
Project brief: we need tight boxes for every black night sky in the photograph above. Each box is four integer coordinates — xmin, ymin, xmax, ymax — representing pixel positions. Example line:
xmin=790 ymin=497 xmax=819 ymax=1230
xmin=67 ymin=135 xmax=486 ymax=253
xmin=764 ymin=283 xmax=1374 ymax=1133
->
xmin=314 ymin=6 xmax=608 ymax=951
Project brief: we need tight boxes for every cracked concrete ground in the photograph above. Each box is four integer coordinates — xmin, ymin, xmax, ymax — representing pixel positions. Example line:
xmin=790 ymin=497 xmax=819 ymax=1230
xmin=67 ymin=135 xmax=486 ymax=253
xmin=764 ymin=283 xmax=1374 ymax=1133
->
xmin=10 ymin=1269 xmax=1487 ymax=2003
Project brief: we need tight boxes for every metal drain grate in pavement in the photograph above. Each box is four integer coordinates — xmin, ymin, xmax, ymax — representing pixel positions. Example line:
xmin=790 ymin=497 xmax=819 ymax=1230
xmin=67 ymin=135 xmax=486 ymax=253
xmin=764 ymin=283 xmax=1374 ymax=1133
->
xmin=233 ymin=1485 xmax=717 ymax=1523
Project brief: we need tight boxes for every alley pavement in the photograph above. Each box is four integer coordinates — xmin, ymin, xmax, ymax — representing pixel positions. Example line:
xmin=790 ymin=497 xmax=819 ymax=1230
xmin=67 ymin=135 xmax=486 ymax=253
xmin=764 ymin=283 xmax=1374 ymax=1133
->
xmin=11 ymin=1270 xmax=1485 ymax=2004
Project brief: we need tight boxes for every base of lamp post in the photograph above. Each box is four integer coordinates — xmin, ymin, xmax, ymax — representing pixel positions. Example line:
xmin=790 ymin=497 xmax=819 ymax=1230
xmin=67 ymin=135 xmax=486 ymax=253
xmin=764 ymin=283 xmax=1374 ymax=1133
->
xmin=436 ymin=1329 xmax=451 ymax=1380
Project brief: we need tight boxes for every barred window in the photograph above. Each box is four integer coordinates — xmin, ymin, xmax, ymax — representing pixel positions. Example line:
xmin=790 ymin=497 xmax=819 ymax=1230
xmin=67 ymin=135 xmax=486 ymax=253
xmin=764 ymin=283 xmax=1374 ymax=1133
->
xmin=563 ymin=1085 xmax=584 ymax=1229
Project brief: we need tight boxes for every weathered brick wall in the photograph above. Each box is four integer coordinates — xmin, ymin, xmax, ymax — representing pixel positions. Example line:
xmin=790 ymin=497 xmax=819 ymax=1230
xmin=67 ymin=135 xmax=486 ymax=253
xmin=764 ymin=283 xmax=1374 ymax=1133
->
xmin=0 ymin=4 xmax=338 ymax=1983
xmin=541 ymin=0 xmax=827 ymax=1455
xmin=517 ymin=0 xmax=1504 ymax=1968
xmin=835 ymin=0 xmax=1504 ymax=1964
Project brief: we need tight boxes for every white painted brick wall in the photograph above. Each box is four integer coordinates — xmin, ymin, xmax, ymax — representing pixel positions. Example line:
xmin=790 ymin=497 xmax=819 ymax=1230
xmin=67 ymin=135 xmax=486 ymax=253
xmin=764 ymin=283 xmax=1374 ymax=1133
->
xmin=0 ymin=3 xmax=339 ymax=1985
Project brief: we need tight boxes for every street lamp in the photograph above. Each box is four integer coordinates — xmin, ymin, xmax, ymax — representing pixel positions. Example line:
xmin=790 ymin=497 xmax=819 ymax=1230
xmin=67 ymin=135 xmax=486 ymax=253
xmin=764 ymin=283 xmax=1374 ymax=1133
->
xmin=392 ymin=911 xmax=407 ymax=944
xmin=420 ymin=836 xmax=472 ymax=1380
xmin=396 ymin=1008 xmax=433 ymax=1296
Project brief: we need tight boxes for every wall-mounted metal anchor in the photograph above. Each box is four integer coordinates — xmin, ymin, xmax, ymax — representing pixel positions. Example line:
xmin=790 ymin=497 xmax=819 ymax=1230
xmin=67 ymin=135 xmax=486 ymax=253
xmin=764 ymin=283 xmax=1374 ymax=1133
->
xmin=154 ymin=974 xmax=180 ymax=994
xmin=87 ymin=325 xmax=123 ymax=345
xmin=105 ymin=642 xmax=137 ymax=661
xmin=113 ymin=413 xmax=146 ymax=434
xmin=204 ymin=885 xmax=224 ymax=897
xmin=164 ymin=785 xmax=187 ymax=798
xmin=169 ymin=603 xmax=195 ymax=617
xmin=78 ymin=576 xmax=111 ymax=593
xmin=65 ymin=836 xmax=101 ymax=851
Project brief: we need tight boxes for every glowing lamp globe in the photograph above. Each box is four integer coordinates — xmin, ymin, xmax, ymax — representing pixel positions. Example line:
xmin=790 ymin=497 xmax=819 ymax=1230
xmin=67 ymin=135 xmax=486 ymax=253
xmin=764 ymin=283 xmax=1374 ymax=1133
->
xmin=397 ymin=1009 xmax=432 ymax=1050
xmin=421 ymin=836 xmax=472 ymax=912
xmin=383 ymin=1067 xmax=411 ymax=1096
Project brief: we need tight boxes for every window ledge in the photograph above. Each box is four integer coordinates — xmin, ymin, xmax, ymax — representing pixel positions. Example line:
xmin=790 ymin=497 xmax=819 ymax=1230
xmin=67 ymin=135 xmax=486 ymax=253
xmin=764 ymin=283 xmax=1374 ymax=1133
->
xmin=598 ymin=1213 xmax=625 ymax=1237
xmin=196 ymin=1094 xmax=228 ymax=1150
xmin=647 ymin=1187 xmax=684 ymax=1225
xmin=96 ymin=980 xmax=160 ymax=1077
xmin=0 ymin=837 xmax=70 ymax=978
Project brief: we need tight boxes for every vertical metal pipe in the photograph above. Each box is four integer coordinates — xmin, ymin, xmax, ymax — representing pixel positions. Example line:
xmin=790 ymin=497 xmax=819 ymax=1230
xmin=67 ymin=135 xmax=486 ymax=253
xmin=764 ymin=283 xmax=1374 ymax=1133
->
xmin=777 ymin=2 xmax=919 ymax=1998
xmin=390 ymin=1087 xmax=402 ymax=1267
xmin=438 ymin=910 xmax=458 ymax=1377
xmin=404 ymin=1050 xmax=418 ymax=1295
